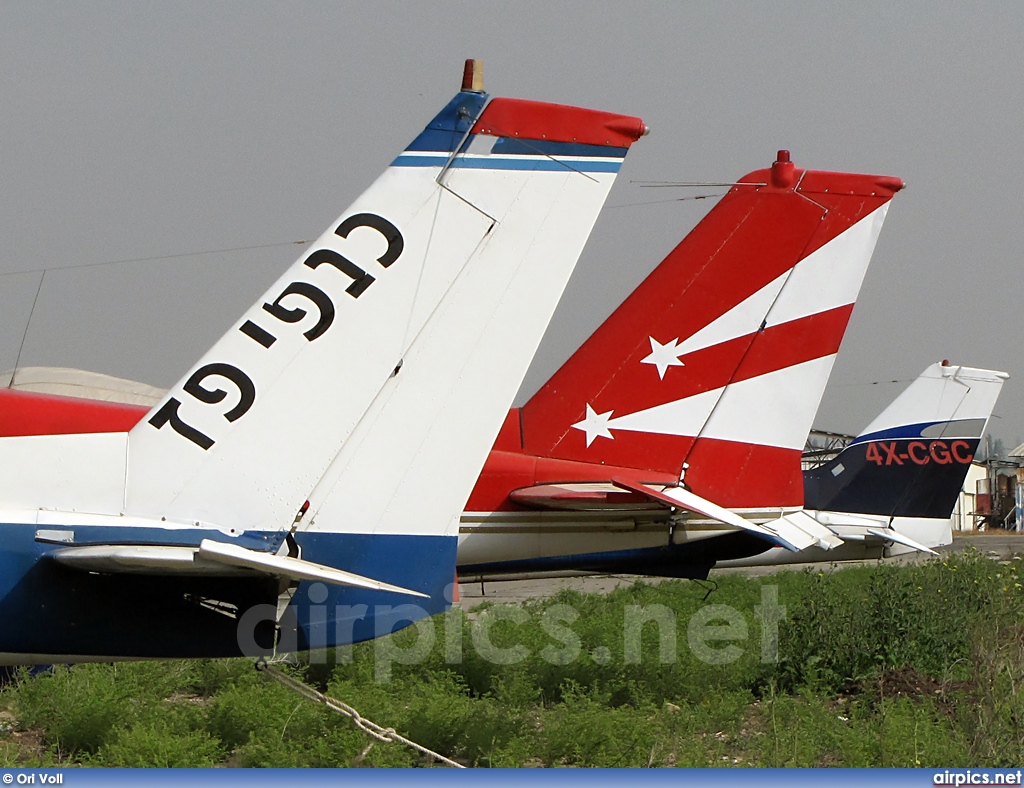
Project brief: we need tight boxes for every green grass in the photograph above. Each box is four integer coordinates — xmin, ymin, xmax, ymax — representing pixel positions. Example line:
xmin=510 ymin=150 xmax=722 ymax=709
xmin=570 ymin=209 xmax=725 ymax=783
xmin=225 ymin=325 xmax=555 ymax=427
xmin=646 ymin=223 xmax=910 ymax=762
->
xmin=1 ymin=549 xmax=1022 ymax=767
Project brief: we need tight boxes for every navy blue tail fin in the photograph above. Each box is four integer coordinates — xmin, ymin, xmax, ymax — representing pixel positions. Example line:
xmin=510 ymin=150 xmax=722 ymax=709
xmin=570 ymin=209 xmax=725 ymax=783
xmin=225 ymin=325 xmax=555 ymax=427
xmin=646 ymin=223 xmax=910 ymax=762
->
xmin=803 ymin=362 xmax=1007 ymax=518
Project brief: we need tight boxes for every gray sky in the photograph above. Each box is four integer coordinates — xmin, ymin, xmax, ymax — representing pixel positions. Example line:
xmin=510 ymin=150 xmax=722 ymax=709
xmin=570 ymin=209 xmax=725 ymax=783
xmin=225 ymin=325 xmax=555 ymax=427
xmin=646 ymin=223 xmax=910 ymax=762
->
xmin=1 ymin=1 xmax=1022 ymax=446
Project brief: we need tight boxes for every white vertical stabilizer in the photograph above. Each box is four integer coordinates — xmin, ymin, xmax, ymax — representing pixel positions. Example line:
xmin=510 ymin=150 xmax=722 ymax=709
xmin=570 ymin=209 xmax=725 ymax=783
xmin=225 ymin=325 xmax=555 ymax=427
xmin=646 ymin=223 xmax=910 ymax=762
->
xmin=121 ymin=84 xmax=646 ymax=540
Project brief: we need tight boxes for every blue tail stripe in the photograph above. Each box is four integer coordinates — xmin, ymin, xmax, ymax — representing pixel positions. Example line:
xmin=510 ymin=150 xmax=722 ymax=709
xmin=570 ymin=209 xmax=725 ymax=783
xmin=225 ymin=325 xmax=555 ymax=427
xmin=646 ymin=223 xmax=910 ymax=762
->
xmin=405 ymin=91 xmax=490 ymax=152
xmin=392 ymin=153 xmax=623 ymax=172
xmin=852 ymin=418 xmax=982 ymax=445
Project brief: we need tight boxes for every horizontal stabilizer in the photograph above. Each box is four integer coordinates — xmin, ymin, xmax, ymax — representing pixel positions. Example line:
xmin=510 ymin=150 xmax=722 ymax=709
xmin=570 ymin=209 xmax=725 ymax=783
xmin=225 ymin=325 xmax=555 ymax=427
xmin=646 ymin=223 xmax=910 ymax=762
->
xmin=49 ymin=543 xmax=234 ymax=575
xmin=610 ymin=479 xmax=851 ymax=553
xmin=508 ymin=481 xmax=667 ymax=510
xmin=794 ymin=511 xmax=939 ymax=555
xmin=767 ymin=511 xmax=845 ymax=551
xmin=197 ymin=540 xmax=428 ymax=597
xmin=48 ymin=540 xmax=427 ymax=597
xmin=865 ymin=527 xmax=938 ymax=556
xmin=610 ymin=478 xmax=781 ymax=543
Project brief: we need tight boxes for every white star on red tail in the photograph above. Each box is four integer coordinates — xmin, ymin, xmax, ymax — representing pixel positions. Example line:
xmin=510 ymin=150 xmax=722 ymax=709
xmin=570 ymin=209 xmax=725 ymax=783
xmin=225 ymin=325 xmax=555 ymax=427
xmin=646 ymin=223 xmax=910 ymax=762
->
xmin=572 ymin=403 xmax=615 ymax=447
xmin=641 ymin=336 xmax=685 ymax=379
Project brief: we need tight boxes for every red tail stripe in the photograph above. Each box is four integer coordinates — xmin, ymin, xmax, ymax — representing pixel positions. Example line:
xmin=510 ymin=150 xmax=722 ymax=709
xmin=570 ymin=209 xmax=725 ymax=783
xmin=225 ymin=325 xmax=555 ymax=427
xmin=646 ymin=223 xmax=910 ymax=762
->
xmin=683 ymin=440 xmax=805 ymax=508
xmin=539 ymin=432 xmax=697 ymax=479
xmin=730 ymin=304 xmax=853 ymax=382
xmin=524 ymin=304 xmax=854 ymax=469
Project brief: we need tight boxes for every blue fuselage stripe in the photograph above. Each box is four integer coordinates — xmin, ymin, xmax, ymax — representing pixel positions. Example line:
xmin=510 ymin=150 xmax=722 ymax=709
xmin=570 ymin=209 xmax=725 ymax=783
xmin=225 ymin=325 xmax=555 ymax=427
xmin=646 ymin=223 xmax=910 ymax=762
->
xmin=0 ymin=522 xmax=456 ymax=661
xmin=458 ymin=530 xmax=774 ymax=580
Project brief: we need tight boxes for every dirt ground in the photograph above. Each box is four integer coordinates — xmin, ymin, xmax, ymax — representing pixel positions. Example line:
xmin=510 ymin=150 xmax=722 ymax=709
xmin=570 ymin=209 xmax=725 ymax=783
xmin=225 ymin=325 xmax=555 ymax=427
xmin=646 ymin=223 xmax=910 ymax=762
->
xmin=456 ymin=530 xmax=1024 ymax=609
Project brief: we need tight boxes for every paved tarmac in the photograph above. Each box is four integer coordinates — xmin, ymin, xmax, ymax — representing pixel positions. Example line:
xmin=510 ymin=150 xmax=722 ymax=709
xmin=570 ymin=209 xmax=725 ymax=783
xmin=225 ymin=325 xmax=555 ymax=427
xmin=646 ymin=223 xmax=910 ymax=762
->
xmin=456 ymin=530 xmax=1024 ymax=609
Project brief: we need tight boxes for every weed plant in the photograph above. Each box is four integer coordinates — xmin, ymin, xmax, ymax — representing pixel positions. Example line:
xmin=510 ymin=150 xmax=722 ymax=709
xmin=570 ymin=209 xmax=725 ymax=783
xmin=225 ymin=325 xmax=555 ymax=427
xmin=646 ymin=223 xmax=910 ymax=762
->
xmin=1 ymin=550 xmax=1022 ymax=767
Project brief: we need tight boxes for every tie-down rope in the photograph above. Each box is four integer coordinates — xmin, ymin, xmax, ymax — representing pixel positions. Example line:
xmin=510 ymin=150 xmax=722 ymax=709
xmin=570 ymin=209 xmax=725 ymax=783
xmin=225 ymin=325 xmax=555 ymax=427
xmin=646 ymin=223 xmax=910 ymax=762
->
xmin=256 ymin=660 xmax=466 ymax=768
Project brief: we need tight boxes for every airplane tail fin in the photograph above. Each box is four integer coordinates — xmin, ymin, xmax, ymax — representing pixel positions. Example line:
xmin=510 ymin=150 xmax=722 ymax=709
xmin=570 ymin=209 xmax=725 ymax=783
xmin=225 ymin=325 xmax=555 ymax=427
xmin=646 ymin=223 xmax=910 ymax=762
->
xmin=804 ymin=362 xmax=1007 ymax=518
xmin=0 ymin=63 xmax=649 ymax=656
xmin=122 ymin=64 xmax=646 ymax=558
xmin=520 ymin=152 xmax=903 ymax=508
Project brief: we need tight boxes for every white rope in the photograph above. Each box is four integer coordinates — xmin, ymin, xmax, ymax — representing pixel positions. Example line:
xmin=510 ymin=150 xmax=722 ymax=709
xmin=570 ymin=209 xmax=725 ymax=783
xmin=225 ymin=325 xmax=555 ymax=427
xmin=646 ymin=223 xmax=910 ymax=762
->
xmin=256 ymin=661 xmax=466 ymax=768
xmin=631 ymin=180 xmax=767 ymax=187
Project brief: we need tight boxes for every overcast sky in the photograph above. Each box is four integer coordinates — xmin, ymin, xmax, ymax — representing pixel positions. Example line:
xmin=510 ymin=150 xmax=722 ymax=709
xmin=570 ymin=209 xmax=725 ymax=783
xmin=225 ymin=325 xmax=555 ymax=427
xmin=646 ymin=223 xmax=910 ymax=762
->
xmin=1 ymin=1 xmax=1022 ymax=447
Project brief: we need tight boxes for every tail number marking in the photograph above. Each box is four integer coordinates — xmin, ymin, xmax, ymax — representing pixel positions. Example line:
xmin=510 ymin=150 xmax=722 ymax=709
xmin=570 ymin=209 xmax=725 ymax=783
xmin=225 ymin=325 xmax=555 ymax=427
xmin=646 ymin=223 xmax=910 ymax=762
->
xmin=148 ymin=364 xmax=256 ymax=450
xmin=864 ymin=440 xmax=974 ymax=466
xmin=152 ymin=213 xmax=405 ymax=449
xmin=240 ymin=213 xmax=404 ymax=348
